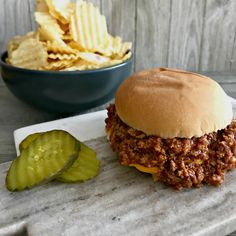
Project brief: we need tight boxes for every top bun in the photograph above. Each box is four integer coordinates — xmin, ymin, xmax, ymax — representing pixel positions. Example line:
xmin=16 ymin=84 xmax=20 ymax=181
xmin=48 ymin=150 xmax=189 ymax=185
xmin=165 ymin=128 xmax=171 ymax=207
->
xmin=115 ymin=68 xmax=233 ymax=138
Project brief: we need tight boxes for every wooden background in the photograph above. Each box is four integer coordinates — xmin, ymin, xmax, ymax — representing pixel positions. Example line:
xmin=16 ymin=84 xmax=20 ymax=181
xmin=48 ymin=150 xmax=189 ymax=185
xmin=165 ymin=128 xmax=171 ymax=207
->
xmin=0 ymin=0 xmax=236 ymax=72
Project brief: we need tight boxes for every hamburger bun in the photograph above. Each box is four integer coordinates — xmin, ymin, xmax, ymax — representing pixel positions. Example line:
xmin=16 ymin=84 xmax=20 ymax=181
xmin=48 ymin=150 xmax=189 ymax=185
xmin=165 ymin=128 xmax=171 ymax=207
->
xmin=115 ymin=68 xmax=233 ymax=138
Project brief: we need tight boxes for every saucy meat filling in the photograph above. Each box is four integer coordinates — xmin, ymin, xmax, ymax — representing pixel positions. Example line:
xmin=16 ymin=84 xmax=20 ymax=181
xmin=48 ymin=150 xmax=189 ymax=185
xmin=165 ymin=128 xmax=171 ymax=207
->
xmin=106 ymin=104 xmax=236 ymax=190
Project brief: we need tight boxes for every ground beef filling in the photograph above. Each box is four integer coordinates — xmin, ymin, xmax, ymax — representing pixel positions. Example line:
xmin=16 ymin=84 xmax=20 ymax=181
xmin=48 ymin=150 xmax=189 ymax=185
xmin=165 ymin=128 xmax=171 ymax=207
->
xmin=105 ymin=104 xmax=236 ymax=190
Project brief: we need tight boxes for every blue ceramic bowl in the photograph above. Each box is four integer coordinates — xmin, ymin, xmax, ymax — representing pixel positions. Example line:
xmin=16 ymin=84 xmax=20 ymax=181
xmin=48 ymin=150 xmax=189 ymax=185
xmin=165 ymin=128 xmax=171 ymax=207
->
xmin=0 ymin=52 xmax=133 ymax=113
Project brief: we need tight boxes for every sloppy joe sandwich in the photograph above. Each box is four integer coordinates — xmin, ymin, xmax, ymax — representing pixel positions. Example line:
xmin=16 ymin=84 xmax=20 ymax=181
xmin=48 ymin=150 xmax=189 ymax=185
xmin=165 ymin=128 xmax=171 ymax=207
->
xmin=105 ymin=68 xmax=236 ymax=190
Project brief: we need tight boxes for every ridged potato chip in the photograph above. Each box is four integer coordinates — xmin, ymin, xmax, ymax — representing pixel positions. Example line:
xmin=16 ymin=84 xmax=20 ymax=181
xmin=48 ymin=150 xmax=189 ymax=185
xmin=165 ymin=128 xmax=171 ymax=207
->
xmin=48 ymin=53 xmax=79 ymax=60
xmin=35 ymin=12 xmax=64 ymax=35
xmin=91 ymin=35 xmax=114 ymax=57
xmin=95 ymin=35 xmax=132 ymax=58
xmin=44 ymin=59 xmax=74 ymax=70
xmin=68 ymin=41 xmax=85 ymax=51
xmin=78 ymin=52 xmax=110 ymax=65
xmin=59 ymin=22 xmax=70 ymax=34
xmin=9 ymin=38 xmax=48 ymax=70
xmin=46 ymin=0 xmax=72 ymax=24
xmin=110 ymin=36 xmax=122 ymax=55
xmin=118 ymin=42 xmax=132 ymax=58
xmin=36 ymin=0 xmax=49 ymax=12
xmin=62 ymin=34 xmax=73 ymax=41
xmin=35 ymin=9 xmax=74 ymax=54
xmin=101 ymin=52 xmax=132 ymax=68
xmin=70 ymin=1 xmax=109 ymax=52
xmin=38 ymin=24 xmax=75 ymax=53
xmin=46 ymin=40 xmax=76 ymax=53
xmin=104 ymin=36 xmax=132 ymax=59
xmin=61 ymin=59 xmax=100 ymax=71
xmin=120 ymin=51 xmax=132 ymax=61
xmin=6 ymin=0 xmax=132 ymax=71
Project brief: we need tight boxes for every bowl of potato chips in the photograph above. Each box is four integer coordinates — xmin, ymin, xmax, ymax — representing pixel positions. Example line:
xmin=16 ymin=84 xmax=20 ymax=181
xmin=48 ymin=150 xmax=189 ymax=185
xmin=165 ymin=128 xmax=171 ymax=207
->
xmin=0 ymin=0 xmax=133 ymax=113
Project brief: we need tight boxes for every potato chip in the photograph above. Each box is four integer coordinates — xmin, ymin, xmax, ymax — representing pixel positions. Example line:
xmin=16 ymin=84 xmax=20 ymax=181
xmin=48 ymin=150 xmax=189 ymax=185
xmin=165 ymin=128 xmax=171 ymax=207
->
xmin=8 ymin=32 xmax=37 ymax=49
xmin=95 ymin=35 xmax=131 ymax=58
xmin=6 ymin=0 xmax=133 ymax=71
xmin=9 ymin=38 xmax=48 ymax=70
xmin=120 ymin=51 xmax=132 ymax=61
xmin=48 ymin=53 xmax=79 ymax=60
xmin=35 ymin=12 xmax=64 ymax=35
xmin=35 ymin=11 xmax=74 ymax=53
xmin=78 ymin=52 xmax=110 ymax=65
xmin=118 ymin=42 xmax=132 ymax=57
xmin=92 ymin=34 xmax=114 ymax=56
xmin=43 ymin=59 xmax=74 ymax=70
xmin=38 ymin=25 xmax=75 ymax=53
xmin=102 ymin=36 xmax=132 ymax=58
xmin=99 ymin=52 xmax=132 ymax=68
xmin=7 ymin=32 xmax=38 ymax=60
xmin=101 ymin=59 xmax=123 ymax=68
xmin=46 ymin=40 xmax=75 ymax=53
xmin=36 ymin=0 xmax=49 ymax=12
xmin=62 ymin=34 xmax=72 ymax=41
xmin=110 ymin=36 xmax=122 ymax=55
xmin=61 ymin=59 xmax=100 ymax=71
xmin=68 ymin=41 xmax=84 ymax=51
xmin=58 ymin=22 xmax=70 ymax=34
xmin=46 ymin=0 xmax=72 ymax=24
xmin=62 ymin=51 xmax=132 ymax=71
xmin=70 ymin=1 xmax=110 ymax=52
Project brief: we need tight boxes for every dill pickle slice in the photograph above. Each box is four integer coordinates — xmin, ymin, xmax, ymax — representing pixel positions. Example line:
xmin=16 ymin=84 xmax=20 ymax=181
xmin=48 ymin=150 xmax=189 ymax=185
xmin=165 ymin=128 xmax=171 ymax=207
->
xmin=19 ymin=133 xmax=43 ymax=152
xmin=57 ymin=143 xmax=100 ymax=183
xmin=6 ymin=130 xmax=80 ymax=191
xmin=18 ymin=131 xmax=100 ymax=183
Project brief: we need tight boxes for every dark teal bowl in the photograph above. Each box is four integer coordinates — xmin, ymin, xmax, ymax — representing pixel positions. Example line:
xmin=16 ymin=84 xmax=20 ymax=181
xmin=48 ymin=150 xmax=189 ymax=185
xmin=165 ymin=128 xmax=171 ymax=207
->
xmin=0 ymin=52 xmax=133 ymax=113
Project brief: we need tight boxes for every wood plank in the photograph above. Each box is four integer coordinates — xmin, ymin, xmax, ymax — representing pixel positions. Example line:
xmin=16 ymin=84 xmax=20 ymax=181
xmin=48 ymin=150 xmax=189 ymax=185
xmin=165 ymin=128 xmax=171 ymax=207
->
xmin=168 ymin=0 xmax=205 ymax=71
xmin=0 ymin=0 xmax=33 ymax=53
xmin=71 ymin=0 xmax=101 ymax=8
xmin=200 ymin=0 xmax=236 ymax=72
xmin=101 ymin=0 xmax=135 ymax=42
xmin=135 ymin=0 xmax=171 ymax=72
xmin=1 ymin=0 xmax=236 ymax=73
xmin=230 ymin=32 xmax=236 ymax=72
xmin=202 ymin=71 xmax=236 ymax=83
xmin=101 ymin=0 xmax=136 ymax=72
xmin=72 ymin=0 xmax=101 ymax=8
xmin=28 ymin=0 xmax=36 ymax=30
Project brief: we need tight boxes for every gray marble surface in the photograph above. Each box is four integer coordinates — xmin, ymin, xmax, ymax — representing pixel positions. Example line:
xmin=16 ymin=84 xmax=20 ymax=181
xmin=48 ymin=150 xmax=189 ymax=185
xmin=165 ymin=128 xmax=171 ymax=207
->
xmin=0 ymin=137 xmax=236 ymax=236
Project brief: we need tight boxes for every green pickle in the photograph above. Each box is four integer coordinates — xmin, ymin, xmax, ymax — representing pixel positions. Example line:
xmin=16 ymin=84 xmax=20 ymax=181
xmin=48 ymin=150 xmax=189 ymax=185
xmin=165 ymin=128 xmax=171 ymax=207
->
xmin=57 ymin=143 xmax=100 ymax=183
xmin=9 ymin=130 xmax=100 ymax=191
xmin=19 ymin=132 xmax=42 ymax=152
xmin=6 ymin=130 xmax=80 ymax=191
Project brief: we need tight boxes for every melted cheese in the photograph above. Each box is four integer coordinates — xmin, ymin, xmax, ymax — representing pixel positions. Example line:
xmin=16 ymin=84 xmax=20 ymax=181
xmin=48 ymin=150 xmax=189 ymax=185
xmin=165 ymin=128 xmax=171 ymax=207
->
xmin=130 ymin=164 xmax=159 ymax=174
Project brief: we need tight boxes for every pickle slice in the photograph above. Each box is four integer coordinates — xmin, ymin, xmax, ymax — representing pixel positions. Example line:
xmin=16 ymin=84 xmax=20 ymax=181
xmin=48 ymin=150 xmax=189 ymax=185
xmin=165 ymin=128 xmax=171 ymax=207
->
xmin=19 ymin=133 xmax=42 ymax=152
xmin=18 ymin=131 xmax=100 ymax=183
xmin=57 ymin=143 xmax=100 ymax=183
xmin=6 ymin=130 xmax=80 ymax=191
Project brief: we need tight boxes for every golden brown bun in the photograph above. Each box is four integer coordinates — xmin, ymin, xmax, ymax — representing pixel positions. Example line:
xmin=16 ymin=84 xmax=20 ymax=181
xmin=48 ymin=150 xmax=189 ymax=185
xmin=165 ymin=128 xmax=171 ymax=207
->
xmin=115 ymin=68 xmax=233 ymax=138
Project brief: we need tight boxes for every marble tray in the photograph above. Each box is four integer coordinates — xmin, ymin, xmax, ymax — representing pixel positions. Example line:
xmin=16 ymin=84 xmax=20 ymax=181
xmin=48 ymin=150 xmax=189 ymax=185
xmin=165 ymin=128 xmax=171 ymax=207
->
xmin=0 ymin=99 xmax=236 ymax=236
